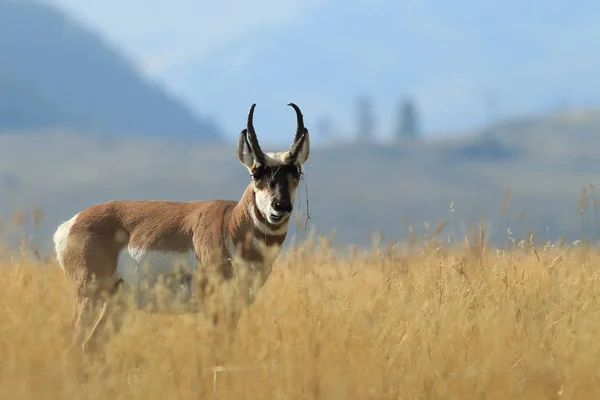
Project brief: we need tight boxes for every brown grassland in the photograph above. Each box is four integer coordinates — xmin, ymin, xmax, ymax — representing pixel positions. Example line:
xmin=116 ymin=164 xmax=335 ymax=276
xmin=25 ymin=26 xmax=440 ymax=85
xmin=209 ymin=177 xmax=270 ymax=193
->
xmin=1 ymin=216 xmax=600 ymax=399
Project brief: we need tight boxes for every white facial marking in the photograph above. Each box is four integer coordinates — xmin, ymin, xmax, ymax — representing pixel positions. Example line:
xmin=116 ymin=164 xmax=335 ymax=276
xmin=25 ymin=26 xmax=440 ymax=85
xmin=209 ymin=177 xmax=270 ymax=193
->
xmin=254 ymin=187 xmax=272 ymax=219
xmin=248 ymin=203 xmax=289 ymax=235
xmin=53 ymin=213 xmax=79 ymax=272
xmin=254 ymin=187 xmax=293 ymax=226
xmin=254 ymin=184 xmax=297 ymax=225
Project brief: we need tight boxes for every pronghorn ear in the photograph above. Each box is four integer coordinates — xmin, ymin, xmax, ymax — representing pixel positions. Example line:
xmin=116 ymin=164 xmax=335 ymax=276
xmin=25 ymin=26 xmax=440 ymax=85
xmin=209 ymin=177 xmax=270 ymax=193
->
xmin=237 ymin=129 xmax=255 ymax=169
xmin=293 ymin=129 xmax=310 ymax=166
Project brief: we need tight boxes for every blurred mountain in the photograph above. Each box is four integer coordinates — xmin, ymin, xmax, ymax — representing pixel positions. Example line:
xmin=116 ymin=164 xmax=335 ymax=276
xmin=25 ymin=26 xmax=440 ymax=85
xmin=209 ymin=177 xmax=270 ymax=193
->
xmin=0 ymin=0 xmax=222 ymax=141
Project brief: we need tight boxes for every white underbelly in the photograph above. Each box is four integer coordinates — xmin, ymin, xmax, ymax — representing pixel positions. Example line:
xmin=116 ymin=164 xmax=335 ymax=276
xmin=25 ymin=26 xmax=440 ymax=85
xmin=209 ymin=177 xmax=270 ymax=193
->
xmin=116 ymin=247 xmax=198 ymax=312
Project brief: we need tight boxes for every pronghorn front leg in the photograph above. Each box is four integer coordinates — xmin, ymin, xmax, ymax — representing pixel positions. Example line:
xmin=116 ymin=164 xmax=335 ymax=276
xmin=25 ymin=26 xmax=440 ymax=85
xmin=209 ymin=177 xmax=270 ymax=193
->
xmin=193 ymin=256 xmax=239 ymax=333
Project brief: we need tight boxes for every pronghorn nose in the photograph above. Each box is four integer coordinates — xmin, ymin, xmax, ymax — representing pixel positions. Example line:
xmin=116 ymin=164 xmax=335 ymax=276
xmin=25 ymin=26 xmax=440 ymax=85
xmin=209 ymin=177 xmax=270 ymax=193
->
xmin=272 ymin=200 xmax=292 ymax=213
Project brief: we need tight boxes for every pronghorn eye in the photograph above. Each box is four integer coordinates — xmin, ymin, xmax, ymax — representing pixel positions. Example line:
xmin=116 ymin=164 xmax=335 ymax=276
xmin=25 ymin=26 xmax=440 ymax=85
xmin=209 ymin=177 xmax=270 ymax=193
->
xmin=251 ymin=168 xmax=265 ymax=181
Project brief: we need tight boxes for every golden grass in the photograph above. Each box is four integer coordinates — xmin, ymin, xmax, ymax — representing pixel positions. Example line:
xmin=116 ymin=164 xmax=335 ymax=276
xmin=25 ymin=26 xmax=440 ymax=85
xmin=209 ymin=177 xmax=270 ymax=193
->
xmin=1 ymin=233 xmax=600 ymax=399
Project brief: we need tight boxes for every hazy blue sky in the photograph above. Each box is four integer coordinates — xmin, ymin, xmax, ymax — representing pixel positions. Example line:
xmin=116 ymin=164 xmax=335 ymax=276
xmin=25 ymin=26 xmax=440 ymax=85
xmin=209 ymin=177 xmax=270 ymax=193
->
xmin=47 ymin=0 xmax=600 ymax=145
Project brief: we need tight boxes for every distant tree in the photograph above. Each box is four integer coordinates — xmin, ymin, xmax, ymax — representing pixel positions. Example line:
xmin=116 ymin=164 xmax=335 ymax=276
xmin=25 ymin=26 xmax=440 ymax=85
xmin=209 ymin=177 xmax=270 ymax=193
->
xmin=356 ymin=93 xmax=374 ymax=142
xmin=395 ymin=97 xmax=420 ymax=141
xmin=316 ymin=115 xmax=333 ymax=139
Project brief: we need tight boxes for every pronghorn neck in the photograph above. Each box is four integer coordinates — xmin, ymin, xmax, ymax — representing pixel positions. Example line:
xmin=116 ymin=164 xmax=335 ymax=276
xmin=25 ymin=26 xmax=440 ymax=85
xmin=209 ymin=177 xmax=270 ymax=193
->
xmin=227 ymin=185 xmax=289 ymax=263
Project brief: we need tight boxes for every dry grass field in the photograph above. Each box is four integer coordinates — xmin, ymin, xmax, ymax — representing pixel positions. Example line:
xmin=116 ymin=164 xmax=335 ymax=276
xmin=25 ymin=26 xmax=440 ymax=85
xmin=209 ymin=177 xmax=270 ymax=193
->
xmin=1 ymin=220 xmax=600 ymax=399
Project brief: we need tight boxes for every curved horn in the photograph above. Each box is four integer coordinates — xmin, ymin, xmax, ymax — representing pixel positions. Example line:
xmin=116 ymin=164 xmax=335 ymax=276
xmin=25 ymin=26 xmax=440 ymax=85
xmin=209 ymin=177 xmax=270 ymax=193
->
xmin=246 ymin=103 xmax=265 ymax=164
xmin=288 ymin=103 xmax=305 ymax=143
xmin=287 ymin=103 xmax=307 ymax=159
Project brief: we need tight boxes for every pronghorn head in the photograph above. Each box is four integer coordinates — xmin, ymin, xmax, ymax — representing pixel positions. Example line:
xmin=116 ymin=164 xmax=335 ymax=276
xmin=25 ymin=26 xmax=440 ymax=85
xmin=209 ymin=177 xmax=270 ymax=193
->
xmin=237 ymin=103 xmax=310 ymax=225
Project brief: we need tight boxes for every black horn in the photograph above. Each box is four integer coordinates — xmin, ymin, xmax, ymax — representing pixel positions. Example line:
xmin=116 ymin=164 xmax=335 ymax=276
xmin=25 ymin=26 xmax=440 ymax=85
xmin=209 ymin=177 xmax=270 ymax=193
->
xmin=246 ymin=103 xmax=265 ymax=164
xmin=287 ymin=103 xmax=307 ymax=159
xmin=288 ymin=103 xmax=305 ymax=143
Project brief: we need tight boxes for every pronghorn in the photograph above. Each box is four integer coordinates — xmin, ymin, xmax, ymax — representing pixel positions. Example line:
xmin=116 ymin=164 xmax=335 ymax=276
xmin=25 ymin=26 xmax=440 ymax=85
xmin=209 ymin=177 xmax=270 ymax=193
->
xmin=53 ymin=103 xmax=310 ymax=355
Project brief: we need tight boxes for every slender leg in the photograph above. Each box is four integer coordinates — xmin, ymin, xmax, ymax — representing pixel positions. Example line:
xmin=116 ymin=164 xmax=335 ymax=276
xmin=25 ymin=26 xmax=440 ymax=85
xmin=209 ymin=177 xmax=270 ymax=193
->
xmin=73 ymin=278 xmax=126 ymax=359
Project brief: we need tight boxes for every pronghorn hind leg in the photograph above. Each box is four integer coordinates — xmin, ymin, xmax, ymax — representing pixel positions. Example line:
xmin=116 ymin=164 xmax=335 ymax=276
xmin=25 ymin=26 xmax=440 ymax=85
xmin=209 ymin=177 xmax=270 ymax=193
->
xmin=62 ymin=233 xmax=126 ymax=360
xmin=73 ymin=278 xmax=126 ymax=360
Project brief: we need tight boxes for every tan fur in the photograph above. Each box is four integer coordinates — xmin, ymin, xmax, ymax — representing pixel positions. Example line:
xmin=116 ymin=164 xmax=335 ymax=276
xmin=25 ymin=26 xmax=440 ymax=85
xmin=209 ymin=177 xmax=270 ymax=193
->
xmin=54 ymin=103 xmax=310 ymax=358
